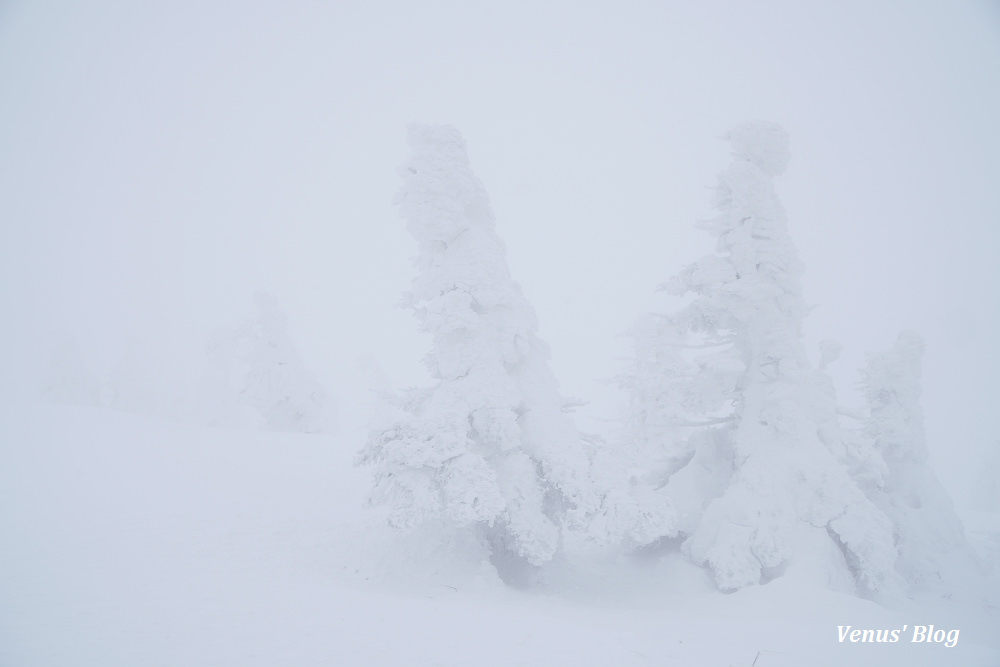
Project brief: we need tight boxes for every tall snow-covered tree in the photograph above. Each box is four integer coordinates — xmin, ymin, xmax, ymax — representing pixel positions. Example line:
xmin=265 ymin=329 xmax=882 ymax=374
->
xmin=625 ymin=121 xmax=897 ymax=595
xmin=857 ymin=331 xmax=970 ymax=591
xmin=358 ymin=124 xmax=605 ymax=573
xmin=199 ymin=291 xmax=328 ymax=433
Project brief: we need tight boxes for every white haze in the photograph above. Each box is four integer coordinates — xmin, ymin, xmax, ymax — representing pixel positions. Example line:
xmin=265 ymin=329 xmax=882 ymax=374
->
xmin=1 ymin=0 xmax=998 ymax=506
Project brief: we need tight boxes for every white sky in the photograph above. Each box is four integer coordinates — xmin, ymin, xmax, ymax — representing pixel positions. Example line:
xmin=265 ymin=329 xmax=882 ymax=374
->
xmin=1 ymin=0 xmax=998 ymax=498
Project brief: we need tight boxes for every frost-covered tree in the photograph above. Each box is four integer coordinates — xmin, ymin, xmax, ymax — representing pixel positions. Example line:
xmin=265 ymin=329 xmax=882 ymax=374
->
xmin=624 ymin=121 xmax=897 ymax=595
xmin=970 ymin=440 xmax=1000 ymax=513
xmin=857 ymin=331 xmax=969 ymax=591
xmin=358 ymin=124 xmax=609 ymax=573
xmin=198 ymin=291 xmax=327 ymax=432
xmin=107 ymin=336 xmax=174 ymax=418
xmin=38 ymin=331 xmax=102 ymax=406
xmin=618 ymin=314 xmax=692 ymax=486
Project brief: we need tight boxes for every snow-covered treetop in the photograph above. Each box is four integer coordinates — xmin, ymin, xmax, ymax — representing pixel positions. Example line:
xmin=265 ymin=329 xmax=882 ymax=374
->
xmin=725 ymin=120 xmax=791 ymax=176
xmin=664 ymin=120 xmax=805 ymax=356
xmin=891 ymin=330 xmax=925 ymax=363
xmin=394 ymin=123 xmax=499 ymax=246
xmin=251 ymin=289 xmax=287 ymax=335
xmin=392 ymin=123 xmax=539 ymax=378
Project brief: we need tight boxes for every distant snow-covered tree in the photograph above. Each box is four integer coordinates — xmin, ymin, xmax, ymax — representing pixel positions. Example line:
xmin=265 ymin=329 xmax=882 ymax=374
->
xmin=970 ymin=440 xmax=1000 ymax=513
xmin=107 ymin=336 xmax=174 ymax=418
xmin=618 ymin=314 xmax=694 ymax=487
xmin=857 ymin=331 xmax=970 ymax=591
xmin=358 ymin=124 xmax=613 ymax=574
xmin=624 ymin=121 xmax=897 ymax=595
xmin=38 ymin=331 xmax=101 ymax=406
xmin=199 ymin=291 xmax=327 ymax=433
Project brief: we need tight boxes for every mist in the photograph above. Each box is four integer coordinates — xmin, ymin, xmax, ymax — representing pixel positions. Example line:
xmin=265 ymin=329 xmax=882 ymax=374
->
xmin=2 ymin=1 xmax=998 ymax=499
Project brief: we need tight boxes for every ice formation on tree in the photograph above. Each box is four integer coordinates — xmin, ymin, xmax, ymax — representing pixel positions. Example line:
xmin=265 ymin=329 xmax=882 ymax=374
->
xmin=358 ymin=124 xmax=627 ymax=573
xmin=199 ymin=291 xmax=327 ymax=432
xmin=856 ymin=331 xmax=970 ymax=591
xmin=624 ymin=121 xmax=897 ymax=595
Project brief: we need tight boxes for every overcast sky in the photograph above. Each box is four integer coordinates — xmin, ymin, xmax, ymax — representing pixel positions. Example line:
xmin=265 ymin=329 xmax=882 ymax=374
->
xmin=1 ymin=0 xmax=998 ymax=499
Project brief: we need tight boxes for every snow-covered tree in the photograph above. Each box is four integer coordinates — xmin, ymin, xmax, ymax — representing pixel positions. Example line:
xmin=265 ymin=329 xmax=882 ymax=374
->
xmin=38 ymin=330 xmax=101 ymax=406
xmin=358 ymin=124 xmax=611 ymax=574
xmin=857 ymin=331 xmax=969 ymax=591
xmin=198 ymin=291 xmax=328 ymax=432
xmin=970 ymin=440 xmax=1000 ymax=513
xmin=618 ymin=314 xmax=693 ymax=487
xmin=624 ymin=121 xmax=897 ymax=595
xmin=106 ymin=336 xmax=174 ymax=418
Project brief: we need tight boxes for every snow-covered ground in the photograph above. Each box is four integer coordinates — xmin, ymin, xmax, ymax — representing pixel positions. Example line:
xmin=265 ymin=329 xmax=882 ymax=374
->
xmin=2 ymin=402 xmax=997 ymax=666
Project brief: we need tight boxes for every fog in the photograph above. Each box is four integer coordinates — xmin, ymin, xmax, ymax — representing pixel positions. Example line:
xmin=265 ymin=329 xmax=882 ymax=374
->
xmin=1 ymin=0 xmax=998 ymax=502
